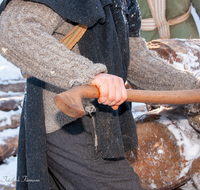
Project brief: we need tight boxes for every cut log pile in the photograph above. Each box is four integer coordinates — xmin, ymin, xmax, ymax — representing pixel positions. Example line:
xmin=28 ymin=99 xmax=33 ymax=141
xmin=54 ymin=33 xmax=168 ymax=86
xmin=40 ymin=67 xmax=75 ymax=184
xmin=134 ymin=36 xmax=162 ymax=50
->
xmin=0 ymin=81 xmax=25 ymax=93
xmin=0 ymin=79 xmax=25 ymax=163
xmin=147 ymin=39 xmax=200 ymax=73
xmin=127 ymin=39 xmax=200 ymax=190
xmin=126 ymin=107 xmax=200 ymax=190
xmin=0 ymin=135 xmax=18 ymax=162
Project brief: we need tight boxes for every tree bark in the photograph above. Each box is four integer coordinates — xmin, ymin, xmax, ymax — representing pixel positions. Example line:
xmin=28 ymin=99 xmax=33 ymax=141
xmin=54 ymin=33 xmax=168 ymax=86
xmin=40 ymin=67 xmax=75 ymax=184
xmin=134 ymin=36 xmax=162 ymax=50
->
xmin=190 ymin=157 xmax=200 ymax=190
xmin=0 ymin=136 xmax=18 ymax=162
xmin=0 ymin=114 xmax=21 ymax=132
xmin=0 ymin=82 xmax=25 ymax=93
xmin=0 ymin=97 xmax=23 ymax=111
xmin=126 ymin=107 xmax=200 ymax=190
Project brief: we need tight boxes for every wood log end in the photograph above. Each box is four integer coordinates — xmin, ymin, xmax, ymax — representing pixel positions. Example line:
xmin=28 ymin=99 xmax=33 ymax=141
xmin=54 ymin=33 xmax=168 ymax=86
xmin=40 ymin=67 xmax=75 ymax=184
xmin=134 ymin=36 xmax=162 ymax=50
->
xmin=190 ymin=157 xmax=200 ymax=190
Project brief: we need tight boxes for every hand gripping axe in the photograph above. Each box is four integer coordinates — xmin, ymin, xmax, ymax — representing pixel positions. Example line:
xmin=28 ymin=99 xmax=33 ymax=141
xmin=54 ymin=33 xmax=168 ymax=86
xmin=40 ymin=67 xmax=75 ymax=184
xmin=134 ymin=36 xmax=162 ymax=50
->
xmin=54 ymin=85 xmax=200 ymax=118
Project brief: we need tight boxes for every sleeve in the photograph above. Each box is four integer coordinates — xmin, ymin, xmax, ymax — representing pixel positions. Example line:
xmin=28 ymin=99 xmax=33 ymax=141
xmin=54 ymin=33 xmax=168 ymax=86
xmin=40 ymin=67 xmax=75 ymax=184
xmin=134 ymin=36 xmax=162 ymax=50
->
xmin=127 ymin=37 xmax=200 ymax=91
xmin=192 ymin=0 xmax=200 ymax=18
xmin=0 ymin=0 xmax=107 ymax=90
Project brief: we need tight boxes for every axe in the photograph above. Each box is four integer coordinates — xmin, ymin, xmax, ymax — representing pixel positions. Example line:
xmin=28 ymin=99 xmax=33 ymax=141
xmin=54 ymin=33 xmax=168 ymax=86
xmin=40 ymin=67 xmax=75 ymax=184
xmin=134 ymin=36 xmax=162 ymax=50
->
xmin=54 ymin=85 xmax=200 ymax=118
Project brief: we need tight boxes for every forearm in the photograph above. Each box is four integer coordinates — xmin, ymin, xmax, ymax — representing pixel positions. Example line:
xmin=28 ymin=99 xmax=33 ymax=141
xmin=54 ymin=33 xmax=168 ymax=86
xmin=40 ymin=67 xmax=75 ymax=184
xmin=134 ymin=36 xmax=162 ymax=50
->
xmin=127 ymin=37 xmax=200 ymax=91
xmin=0 ymin=0 xmax=107 ymax=90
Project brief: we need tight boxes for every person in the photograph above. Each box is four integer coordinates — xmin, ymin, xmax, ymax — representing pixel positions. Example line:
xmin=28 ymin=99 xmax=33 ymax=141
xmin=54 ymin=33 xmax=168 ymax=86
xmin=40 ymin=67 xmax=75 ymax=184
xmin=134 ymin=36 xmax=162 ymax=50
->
xmin=138 ymin=0 xmax=200 ymax=41
xmin=0 ymin=0 xmax=200 ymax=189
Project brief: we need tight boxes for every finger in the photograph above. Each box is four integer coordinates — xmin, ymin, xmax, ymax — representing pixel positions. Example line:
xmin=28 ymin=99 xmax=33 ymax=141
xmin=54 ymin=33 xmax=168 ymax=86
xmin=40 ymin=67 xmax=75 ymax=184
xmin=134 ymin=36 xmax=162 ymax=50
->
xmin=98 ymin=82 xmax=109 ymax=104
xmin=112 ymin=105 xmax=119 ymax=110
xmin=109 ymin=78 xmax=126 ymax=106
xmin=117 ymin=79 xmax=127 ymax=105
xmin=103 ymin=78 xmax=118 ymax=105
xmin=111 ymin=78 xmax=123 ymax=105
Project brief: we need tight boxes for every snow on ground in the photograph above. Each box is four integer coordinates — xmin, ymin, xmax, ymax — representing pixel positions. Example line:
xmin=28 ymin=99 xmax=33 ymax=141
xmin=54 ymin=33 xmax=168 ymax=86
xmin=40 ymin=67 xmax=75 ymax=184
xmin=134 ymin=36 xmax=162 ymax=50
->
xmin=180 ymin=180 xmax=197 ymax=190
xmin=132 ymin=102 xmax=147 ymax=118
xmin=0 ymin=108 xmax=21 ymax=133
xmin=0 ymin=127 xmax=19 ymax=145
xmin=0 ymin=55 xmax=22 ymax=187
xmin=0 ymin=56 xmax=23 ymax=81
xmin=0 ymin=155 xmax=18 ymax=186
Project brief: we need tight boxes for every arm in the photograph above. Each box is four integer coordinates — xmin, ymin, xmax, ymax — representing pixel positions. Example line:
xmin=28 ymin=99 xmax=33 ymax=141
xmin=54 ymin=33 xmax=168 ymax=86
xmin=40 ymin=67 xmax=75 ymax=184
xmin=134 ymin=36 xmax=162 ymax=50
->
xmin=192 ymin=0 xmax=200 ymax=18
xmin=127 ymin=37 xmax=200 ymax=91
xmin=0 ymin=0 xmax=107 ymax=90
xmin=0 ymin=0 xmax=126 ymax=109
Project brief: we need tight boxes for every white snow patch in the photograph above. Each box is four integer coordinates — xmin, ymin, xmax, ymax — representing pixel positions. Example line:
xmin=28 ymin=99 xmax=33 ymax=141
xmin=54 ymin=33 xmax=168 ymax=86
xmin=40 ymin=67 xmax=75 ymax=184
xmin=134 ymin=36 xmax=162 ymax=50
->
xmin=179 ymin=180 xmax=197 ymax=190
xmin=158 ymin=149 xmax=164 ymax=154
xmin=0 ymin=156 xmax=18 ymax=186
xmin=173 ymin=51 xmax=199 ymax=72
xmin=157 ymin=110 xmax=200 ymax=161
xmin=193 ymin=172 xmax=200 ymax=188
xmin=156 ymin=108 xmax=200 ymax=178
xmin=132 ymin=102 xmax=147 ymax=118
xmin=0 ymin=127 xmax=19 ymax=145
xmin=0 ymin=108 xmax=22 ymax=126
xmin=150 ymin=180 xmax=157 ymax=188
xmin=0 ymin=56 xmax=23 ymax=81
xmin=0 ymin=91 xmax=24 ymax=97
xmin=0 ymin=79 xmax=25 ymax=85
xmin=184 ymin=42 xmax=200 ymax=51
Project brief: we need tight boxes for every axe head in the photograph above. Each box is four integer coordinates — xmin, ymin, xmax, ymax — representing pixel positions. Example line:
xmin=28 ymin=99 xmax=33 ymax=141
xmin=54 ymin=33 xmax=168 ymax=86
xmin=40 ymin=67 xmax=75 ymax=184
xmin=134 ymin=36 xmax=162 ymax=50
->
xmin=54 ymin=91 xmax=85 ymax=118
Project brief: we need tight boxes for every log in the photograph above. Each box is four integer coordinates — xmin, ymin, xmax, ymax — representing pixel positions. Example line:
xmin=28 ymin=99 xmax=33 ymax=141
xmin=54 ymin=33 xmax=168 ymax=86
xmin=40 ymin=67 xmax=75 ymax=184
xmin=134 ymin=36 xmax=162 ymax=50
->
xmin=0 ymin=184 xmax=16 ymax=190
xmin=0 ymin=97 xmax=23 ymax=111
xmin=143 ymin=39 xmax=200 ymax=113
xmin=147 ymin=39 xmax=200 ymax=73
xmin=0 ymin=136 xmax=18 ymax=162
xmin=0 ymin=114 xmax=21 ymax=132
xmin=125 ymin=107 xmax=200 ymax=190
xmin=0 ymin=80 xmax=25 ymax=93
xmin=187 ymin=113 xmax=200 ymax=133
xmin=0 ymin=92 xmax=25 ymax=99
xmin=147 ymin=39 xmax=200 ymax=129
xmin=175 ymin=181 xmax=196 ymax=190
xmin=190 ymin=157 xmax=200 ymax=190
xmin=185 ymin=104 xmax=200 ymax=133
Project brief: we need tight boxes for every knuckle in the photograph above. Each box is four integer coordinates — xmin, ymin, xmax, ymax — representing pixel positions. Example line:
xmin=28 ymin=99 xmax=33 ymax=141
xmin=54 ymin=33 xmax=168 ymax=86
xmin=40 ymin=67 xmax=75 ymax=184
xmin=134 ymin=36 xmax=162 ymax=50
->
xmin=98 ymin=97 xmax=106 ymax=104
xmin=115 ymin=96 xmax=121 ymax=103
xmin=101 ymin=91 xmax=109 ymax=98
xmin=108 ymin=95 xmax=115 ymax=102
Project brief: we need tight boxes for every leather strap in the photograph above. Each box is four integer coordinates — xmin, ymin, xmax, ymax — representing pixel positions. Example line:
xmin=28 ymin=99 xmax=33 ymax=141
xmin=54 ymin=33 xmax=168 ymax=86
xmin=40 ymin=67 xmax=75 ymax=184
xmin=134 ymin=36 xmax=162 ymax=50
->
xmin=60 ymin=24 xmax=88 ymax=50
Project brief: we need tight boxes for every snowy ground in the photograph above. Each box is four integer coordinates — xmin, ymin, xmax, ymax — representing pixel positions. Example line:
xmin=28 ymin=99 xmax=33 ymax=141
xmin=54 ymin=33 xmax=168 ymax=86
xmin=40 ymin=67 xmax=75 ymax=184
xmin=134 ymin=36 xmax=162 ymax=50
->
xmin=0 ymin=1 xmax=199 ymax=189
xmin=0 ymin=54 xmax=23 ymax=186
xmin=0 ymin=55 xmax=23 ymax=187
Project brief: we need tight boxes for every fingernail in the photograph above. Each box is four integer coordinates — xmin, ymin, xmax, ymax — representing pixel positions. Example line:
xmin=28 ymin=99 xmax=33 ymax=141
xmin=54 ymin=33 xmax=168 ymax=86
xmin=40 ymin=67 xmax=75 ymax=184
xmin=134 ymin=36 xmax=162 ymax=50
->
xmin=112 ymin=106 xmax=118 ymax=110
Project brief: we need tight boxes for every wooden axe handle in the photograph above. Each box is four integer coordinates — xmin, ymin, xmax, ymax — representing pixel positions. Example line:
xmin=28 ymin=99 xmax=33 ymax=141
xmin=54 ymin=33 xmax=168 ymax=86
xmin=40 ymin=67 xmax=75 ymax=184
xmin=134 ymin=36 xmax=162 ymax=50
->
xmin=54 ymin=85 xmax=200 ymax=118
